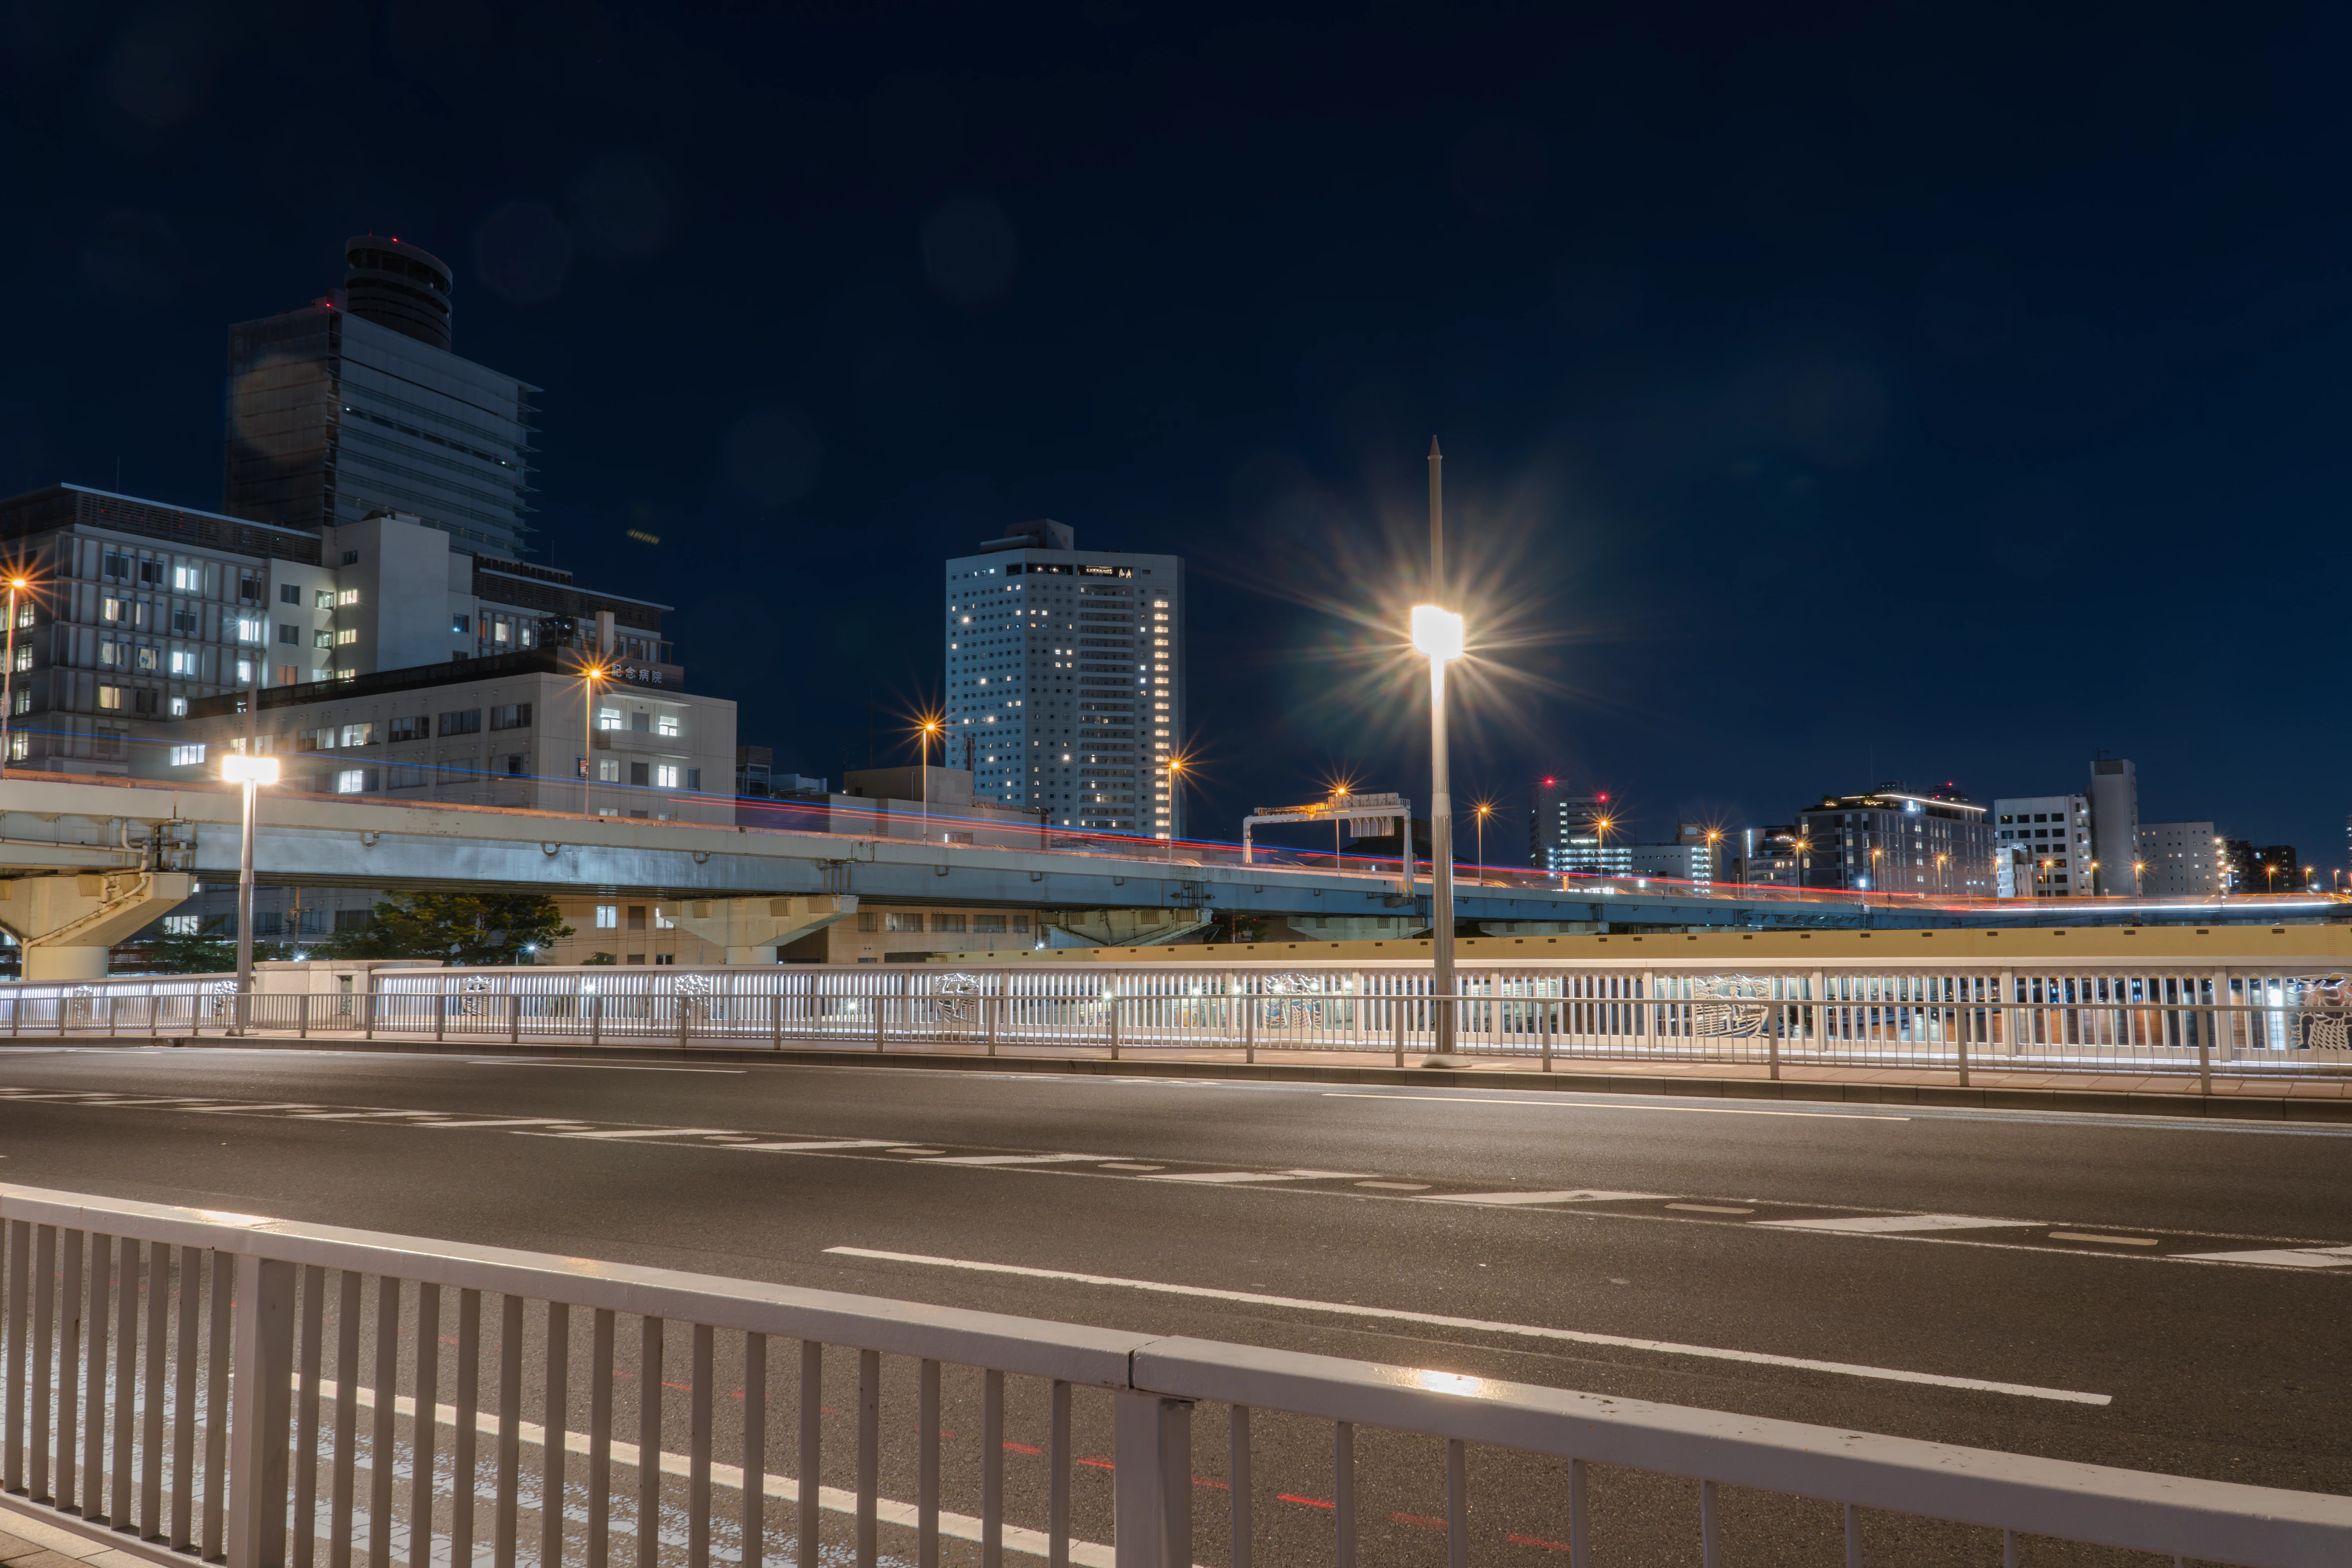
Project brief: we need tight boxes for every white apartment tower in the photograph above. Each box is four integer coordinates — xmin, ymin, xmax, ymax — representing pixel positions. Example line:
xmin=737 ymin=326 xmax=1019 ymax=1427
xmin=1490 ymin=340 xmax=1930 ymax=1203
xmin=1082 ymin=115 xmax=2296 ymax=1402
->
xmin=944 ymin=521 xmax=1185 ymax=838
xmin=1993 ymin=793 xmax=2091 ymax=897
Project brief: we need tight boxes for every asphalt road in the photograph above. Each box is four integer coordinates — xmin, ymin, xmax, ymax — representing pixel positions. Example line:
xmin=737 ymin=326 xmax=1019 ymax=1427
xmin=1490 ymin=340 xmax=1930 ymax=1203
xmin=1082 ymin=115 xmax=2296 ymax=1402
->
xmin=0 ymin=1044 xmax=2346 ymax=1566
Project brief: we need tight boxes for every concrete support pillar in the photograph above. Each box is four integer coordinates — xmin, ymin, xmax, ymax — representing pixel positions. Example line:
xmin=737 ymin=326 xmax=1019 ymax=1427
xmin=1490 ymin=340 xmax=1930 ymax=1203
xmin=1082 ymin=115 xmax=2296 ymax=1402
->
xmin=0 ymin=871 xmax=196 ymax=982
xmin=669 ymin=895 xmax=856 ymax=964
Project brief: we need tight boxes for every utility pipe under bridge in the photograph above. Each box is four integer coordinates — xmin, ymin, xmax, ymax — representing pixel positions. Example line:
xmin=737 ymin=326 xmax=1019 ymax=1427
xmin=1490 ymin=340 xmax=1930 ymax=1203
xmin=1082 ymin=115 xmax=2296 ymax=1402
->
xmin=0 ymin=774 xmax=2335 ymax=976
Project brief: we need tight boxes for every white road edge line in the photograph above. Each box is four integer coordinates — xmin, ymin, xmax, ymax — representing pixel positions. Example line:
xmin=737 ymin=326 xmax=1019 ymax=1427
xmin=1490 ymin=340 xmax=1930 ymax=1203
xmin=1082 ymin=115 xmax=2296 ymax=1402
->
xmin=302 ymin=1376 xmax=1108 ymax=1567
xmin=464 ymin=1060 xmax=747 ymax=1074
xmin=1325 ymin=1094 xmax=1909 ymax=1120
xmin=824 ymin=1247 xmax=2110 ymax=1406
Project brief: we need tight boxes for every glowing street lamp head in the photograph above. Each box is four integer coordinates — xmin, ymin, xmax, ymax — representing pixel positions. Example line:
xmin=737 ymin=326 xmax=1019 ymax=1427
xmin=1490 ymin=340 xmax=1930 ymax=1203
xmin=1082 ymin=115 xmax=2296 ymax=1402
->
xmin=1409 ymin=604 xmax=1465 ymax=662
xmin=220 ymin=755 xmax=280 ymax=786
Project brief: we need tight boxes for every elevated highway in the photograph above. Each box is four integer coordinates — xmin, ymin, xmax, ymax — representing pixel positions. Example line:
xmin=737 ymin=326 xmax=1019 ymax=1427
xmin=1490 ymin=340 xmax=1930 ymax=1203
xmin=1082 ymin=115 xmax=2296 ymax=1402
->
xmin=0 ymin=772 xmax=2337 ymax=977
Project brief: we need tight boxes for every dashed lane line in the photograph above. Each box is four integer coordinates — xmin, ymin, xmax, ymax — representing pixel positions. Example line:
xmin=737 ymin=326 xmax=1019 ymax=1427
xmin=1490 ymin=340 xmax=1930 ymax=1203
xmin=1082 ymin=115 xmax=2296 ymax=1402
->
xmin=821 ymin=1246 xmax=2111 ymax=1405
xmin=1327 ymin=1093 xmax=1910 ymax=1120
xmin=5 ymin=1085 xmax=2347 ymax=1273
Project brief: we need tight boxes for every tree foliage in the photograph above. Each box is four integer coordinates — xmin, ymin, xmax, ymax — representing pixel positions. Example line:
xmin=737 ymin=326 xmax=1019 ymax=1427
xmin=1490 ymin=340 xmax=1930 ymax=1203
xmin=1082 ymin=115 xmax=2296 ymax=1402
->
xmin=138 ymin=915 xmax=243 ymax=974
xmin=321 ymin=892 xmax=573 ymax=965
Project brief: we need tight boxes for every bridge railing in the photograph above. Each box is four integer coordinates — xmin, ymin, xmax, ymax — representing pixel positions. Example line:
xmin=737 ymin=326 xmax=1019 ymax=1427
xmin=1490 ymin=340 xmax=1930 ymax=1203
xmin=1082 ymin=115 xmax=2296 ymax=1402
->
xmin=0 ymin=1182 xmax=2343 ymax=1568
xmin=4 ymin=962 xmax=2351 ymax=1083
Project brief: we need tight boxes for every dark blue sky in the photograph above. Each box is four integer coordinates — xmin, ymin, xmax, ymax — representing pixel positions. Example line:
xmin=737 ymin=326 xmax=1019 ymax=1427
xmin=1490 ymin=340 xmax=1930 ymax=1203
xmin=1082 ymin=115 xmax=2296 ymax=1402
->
xmin=6 ymin=3 xmax=2347 ymax=870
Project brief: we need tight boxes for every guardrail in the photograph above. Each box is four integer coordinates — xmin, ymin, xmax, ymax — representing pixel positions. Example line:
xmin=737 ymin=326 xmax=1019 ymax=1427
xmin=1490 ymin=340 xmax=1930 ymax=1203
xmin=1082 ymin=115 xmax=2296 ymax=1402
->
xmin=0 ymin=1183 xmax=2344 ymax=1568
xmin=4 ymin=963 xmax=2351 ymax=1087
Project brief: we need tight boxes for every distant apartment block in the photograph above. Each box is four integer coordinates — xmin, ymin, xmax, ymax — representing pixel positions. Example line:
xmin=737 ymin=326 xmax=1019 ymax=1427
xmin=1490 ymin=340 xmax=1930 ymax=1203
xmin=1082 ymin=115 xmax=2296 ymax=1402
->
xmin=1994 ymin=793 xmax=2091 ymax=898
xmin=1799 ymin=783 xmax=1993 ymax=895
xmin=2137 ymin=822 xmax=2220 ymax=897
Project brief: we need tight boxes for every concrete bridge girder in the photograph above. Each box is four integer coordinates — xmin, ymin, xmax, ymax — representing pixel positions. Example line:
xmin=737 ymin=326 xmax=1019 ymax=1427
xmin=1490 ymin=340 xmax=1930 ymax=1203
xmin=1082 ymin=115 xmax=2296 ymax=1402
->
xmin=1044 ymin=909 xmax=1214 ymax=948
xmin=0 ymin=871 xmax=197 ymax=981
xmin=669 ymin=895 xmax=857 ymax=964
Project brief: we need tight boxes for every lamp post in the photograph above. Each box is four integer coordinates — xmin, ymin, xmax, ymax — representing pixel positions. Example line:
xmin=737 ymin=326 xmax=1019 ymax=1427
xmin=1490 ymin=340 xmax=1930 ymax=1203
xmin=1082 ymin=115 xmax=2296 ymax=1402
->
xmin=578 ymin=659 xmax=608 ymax=816
xmin=920 ymin=718 xmax=940 ymax=839
xmin=1164 ymin=755 xmax=1187 ymax=863
xmin=0 ymin=574 xmax=25 ymax=780
xmin=1411 ymin=604 xmax=1465 ymax=1054
xmin=220 ymin=754 xmax=279 ymax=1035
xmin=1474 ymin=802 xmax=1493 ymax=886
xmin=1935 ymin=851 xmax=1948 ymax=895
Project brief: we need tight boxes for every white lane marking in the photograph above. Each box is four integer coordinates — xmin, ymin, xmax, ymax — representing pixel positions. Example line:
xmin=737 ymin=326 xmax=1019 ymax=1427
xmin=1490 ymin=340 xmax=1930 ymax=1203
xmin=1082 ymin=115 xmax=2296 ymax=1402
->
xmin=918 ymin=1153 xmax=1105 ymax=1166
xmin=2177 ymin=1248 xmax=2352 ymax=1268
xmin=1759 ymin=1214 xmax=2044 ymax=1234
xmin=2046 ymin=1232 xmax=2160 ymax=1247
xmin=465 ymin=1060 xmax=746 ymax=1074
xmin=1327 ymin=1093 xmax=1909 ymax=1121
xmin=415 ymin=1118 xmax=595 ymax=1130
xmin=824 ymin=1246 xmax=2109 ymax=1405
xmin=305 ymin=1376 xmax=1106 ymax=1566
xmin=1149 ymin=1171 xmax=1316 ymax=1184
xmin=1426 ymin=1189 xmax=1670 ymax=1206
xmin=546 ymin=1127 xmax=737 ymax=1141
xmin=722 ymin=1139 xmax=901 ymax=1153
xmin=183 ymin=1103 xmax=329 ymax=1113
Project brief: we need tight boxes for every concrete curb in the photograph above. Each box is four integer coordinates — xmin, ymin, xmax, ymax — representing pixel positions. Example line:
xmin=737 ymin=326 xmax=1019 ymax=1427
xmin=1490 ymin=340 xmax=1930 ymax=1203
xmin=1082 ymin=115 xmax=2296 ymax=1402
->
xmin=29 ymin=1031 xmax=2352 ymax=1125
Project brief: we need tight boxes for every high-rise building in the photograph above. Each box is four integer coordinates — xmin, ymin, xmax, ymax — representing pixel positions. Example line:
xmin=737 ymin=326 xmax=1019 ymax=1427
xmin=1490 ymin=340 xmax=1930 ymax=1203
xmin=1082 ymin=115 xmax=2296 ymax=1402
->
xmin=1992 ymin=793 xmax=2091 ymax=897
xmin=943 ymin=521 xmax=1185 ymax=837
xmin=223 ymin=237 xmax=539 ymax=559
xmin=2137 ymin=822 xmax=2220 ymax=896
xmin=1798 ymin=782 xmax=1994 ymax=894
xmin=2088 ymin=755 xmax=2140 ymax=894
xmin=1527 ymin=779 xmax=1626 ymax=874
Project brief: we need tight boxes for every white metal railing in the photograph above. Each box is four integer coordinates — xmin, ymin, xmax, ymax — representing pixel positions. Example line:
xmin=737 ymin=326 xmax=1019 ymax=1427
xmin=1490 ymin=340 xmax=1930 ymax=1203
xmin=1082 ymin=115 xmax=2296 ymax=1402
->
xmin=0 ymin=1183 xmax=2346 ymax=1568
xmin=6 ymin=962 xmax=2352 ymax=1085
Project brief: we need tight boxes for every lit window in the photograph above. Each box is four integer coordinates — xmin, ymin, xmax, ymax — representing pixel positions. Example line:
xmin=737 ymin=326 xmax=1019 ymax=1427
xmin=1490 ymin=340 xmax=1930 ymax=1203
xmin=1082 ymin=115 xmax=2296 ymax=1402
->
xmin=341 ymin=723 xmax=374 ymax=748
xmin=596 ymin=759 xmax=619 ymax=782
xmin=334 ymin=769 xmax=367 ymax=794
xmin=102 ymin=597 xmax=125 ymax=622
xmin=337 ymin=589 xmax=359 ymax=606
xmin=177 ymin=566 xmax=201 ymax=592
xmin=168 ymin=697 xmax=186 ymax=716
xmin=316 ymin=590 xmax=335 ymax=610
xmin=656 ymin=713 xmax=679 ymax=737
xmin=654 ymin=906 xmax=676 ymax=929
xmin=170 ymin=744 xmax=206 ymax=766
xmin=596 ymin=706 xmax=622 ymax=730
xmin=96 ymin=685 xmax=123 ymax=710
xmin=11 ymin=645 xmax=28 ymax=672
xmin=335 ymin=629 xmax=356 ymax=646
xmin=655 ymin=764 xmax=681 ymax=789
xmin=595 ymin=905 xmax=618 ymax=929
xmin=162 ymin=914 xmax=199 ymax=935
xmin=168 ymin=649 xmax=196 ymax=675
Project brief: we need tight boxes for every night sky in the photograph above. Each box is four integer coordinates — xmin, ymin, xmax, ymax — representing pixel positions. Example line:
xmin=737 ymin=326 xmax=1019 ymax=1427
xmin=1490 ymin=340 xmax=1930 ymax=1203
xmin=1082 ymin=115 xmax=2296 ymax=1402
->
xmin=5 ymin=4 xmax=2346 ymax=872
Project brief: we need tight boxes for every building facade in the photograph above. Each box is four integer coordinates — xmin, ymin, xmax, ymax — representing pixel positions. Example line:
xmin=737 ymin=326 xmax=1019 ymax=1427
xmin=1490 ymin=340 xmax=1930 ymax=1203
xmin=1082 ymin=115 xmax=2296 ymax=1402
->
xmin=223 ymin=238 xmax=537 ymax=560
xmin=2137 ymin=822 xmax=2220 ymax=897
xmin=139 ymin=648 xmax=734 ymax=824
xmin=1731 ymin=826 xmax=1803 ymax=888
xmin=1993 ymin=793 xmax=2091 ymax=898
xmin=942 ymin=521 xmax=1185 ymax=838
xmin=1798 ymin=784 xmax=1994 ymax=895
xmin=2088 ymin=756 xmax=2140 ymax=895
xmin=1527 ymin=781 xmax=1627 ymax=874
xmin=0 ymin=486 xmax=321 ymax=774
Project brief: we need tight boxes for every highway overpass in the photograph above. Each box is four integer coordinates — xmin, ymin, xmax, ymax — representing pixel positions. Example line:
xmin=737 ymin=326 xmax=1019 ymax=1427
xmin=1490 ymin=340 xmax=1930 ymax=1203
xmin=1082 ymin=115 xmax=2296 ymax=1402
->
xmin=0 ymin=771 xmax=2337 ymax=978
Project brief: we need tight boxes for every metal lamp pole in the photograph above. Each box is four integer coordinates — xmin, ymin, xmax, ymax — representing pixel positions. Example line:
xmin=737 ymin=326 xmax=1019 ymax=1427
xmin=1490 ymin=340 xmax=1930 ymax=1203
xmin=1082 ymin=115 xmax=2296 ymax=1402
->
xmin=579 ymin=660 xmax=606 ymax=816
xmin=920 ymin=719 xmax=939 ymax=840
xmin=1412 ymin=605 xmax=1465 ymax=1054
xmin=221 ymin=755 xmax=279 ymax=1034
xmin=0 ymin=575 xmax=24 ymax=780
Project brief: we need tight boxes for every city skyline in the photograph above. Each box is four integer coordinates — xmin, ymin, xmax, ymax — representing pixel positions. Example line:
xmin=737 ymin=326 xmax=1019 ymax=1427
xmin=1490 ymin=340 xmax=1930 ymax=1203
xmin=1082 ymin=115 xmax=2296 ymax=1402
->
xmin=0 ymin=8 xmax=2344 ymax=873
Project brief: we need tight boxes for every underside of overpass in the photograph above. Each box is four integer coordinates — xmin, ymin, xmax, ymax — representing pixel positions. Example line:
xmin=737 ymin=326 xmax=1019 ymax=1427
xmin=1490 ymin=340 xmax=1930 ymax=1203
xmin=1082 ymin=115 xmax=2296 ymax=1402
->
xmin=0 ymin=773 xmax=2339 ymax=973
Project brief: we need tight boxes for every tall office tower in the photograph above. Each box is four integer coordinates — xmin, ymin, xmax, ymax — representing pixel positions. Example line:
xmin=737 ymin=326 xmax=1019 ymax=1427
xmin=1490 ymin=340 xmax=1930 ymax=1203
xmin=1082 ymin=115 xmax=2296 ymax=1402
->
xmin=2088 ymin=755 xmax=2140 ymax=895
xmin=944 ymin=521 xmax=1185 ymax=837
xmin=1526 ymin=778 xmax=1623 ymax=873
xmin=222 ymin=237 xmax=539 ymax=559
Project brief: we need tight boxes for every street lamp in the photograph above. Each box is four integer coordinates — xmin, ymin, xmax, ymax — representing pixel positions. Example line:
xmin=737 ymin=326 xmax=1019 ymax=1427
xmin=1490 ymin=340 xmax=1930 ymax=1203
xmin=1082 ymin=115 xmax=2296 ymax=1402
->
xmin=577 ymin=659 xmax=609 ymax=816
xmin=1411 ymin=604 xmax=1465 ymax=1053
xmin=1164 ymin=754 xmax=1189 ymax=863
xmin=0 ymin=573 xmax=26 ymax=780
xmin=220 ymin=754 xmax=280 ymax=1034
xmin=918 ymin=717 xmax=941 ymax=838
xmin=1935 ymin=851 xmax=1948 ymax=895
xmin=2087 ymin=859 xmax=2100 ymax=897
xmin=1474 ymin=800 xmax=1494 ymax=887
